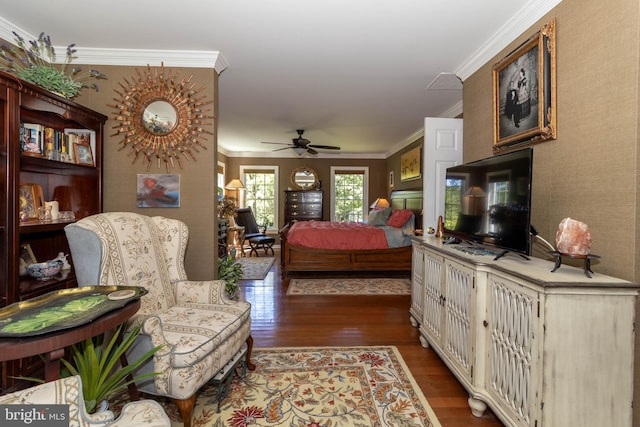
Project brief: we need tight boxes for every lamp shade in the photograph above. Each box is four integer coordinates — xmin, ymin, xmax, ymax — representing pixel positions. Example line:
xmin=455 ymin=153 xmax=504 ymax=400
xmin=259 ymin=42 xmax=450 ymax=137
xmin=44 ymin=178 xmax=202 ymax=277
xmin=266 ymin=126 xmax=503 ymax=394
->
xmin=463 ymin=186 xmax=485 ymax=197
xmin=463 ymin=186 xmax=486 ymax=216
xmin=225 ymin=179 xmax=245 ymax=190
xmin=370 ymin=198 xmax=390 ymax=209
xmin=292 ymin=147 xmax=306 ymax=155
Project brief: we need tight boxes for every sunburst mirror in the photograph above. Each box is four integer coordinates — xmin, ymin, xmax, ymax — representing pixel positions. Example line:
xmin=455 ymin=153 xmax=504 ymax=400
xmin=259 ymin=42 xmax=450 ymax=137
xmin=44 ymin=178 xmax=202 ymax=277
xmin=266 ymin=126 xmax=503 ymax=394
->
xmin=109 ymin=63 xmax=214 ymax=171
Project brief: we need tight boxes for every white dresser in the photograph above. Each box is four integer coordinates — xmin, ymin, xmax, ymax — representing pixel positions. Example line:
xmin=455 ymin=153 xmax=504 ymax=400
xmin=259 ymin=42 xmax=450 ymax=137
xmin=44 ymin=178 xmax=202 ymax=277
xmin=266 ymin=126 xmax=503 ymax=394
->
xmin=411 ymin=236 xmax=638 ymax=427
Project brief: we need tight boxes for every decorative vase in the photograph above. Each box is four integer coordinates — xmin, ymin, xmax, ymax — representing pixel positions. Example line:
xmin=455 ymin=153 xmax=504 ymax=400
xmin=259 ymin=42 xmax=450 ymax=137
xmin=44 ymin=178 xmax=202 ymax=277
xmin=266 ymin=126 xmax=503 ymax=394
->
xmin=95 ymin=399 xmax=109 ymax=413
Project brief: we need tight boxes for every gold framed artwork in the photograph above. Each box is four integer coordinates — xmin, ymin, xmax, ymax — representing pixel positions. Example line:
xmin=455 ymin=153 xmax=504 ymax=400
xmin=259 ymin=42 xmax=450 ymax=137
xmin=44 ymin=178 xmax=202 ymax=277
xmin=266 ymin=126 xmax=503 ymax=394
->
xmin=400 ymin=146 xmax=421 ymax=182
xmin=19 ymin=183 xmax=44 ymax=219
xmin=492 ymin=18 xmax=556 ymax=152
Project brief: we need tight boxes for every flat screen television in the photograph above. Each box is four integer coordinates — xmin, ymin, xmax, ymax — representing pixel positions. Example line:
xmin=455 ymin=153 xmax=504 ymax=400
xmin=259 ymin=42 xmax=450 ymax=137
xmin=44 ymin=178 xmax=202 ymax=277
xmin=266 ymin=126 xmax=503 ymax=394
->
xmin=443 ymin=147 xmax=533 ymax=259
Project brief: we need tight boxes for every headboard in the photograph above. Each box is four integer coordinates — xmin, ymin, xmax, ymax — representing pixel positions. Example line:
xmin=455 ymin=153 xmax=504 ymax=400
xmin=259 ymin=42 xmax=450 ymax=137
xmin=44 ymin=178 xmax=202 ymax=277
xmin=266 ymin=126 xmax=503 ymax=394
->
xmin=389 ymin=190 xmax=423 ymax=231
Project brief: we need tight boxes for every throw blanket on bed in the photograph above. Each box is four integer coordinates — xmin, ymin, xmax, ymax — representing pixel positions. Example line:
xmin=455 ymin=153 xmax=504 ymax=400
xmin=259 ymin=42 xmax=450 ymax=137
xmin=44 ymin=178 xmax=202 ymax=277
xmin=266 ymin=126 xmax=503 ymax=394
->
xmin=287 ymin=221 xmax=389 ymax=250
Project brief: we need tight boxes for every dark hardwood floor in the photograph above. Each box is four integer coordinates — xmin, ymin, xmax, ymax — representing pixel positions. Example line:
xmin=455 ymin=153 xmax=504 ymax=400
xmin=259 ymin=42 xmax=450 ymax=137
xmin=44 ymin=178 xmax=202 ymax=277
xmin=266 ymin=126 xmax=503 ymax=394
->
xmin=240 ymin=251 xmax=504 ymax=427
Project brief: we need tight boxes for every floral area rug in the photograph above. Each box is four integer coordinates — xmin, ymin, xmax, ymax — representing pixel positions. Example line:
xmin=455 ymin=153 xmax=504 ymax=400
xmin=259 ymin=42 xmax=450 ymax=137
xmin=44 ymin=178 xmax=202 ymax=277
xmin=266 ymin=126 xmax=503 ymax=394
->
xmin=125 ymin=346 xmax=440 ymax=427
xmin=287 ymin=278 xmax=411 ymax=295
xmin=236 ymin=257 xmax=275 ymax=280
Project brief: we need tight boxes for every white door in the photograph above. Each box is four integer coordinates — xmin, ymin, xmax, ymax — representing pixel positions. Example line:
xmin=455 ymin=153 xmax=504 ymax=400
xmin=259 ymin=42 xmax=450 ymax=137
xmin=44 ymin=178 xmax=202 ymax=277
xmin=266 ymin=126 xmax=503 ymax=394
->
xmin=423 ymin=117 xmax=463 ymax=231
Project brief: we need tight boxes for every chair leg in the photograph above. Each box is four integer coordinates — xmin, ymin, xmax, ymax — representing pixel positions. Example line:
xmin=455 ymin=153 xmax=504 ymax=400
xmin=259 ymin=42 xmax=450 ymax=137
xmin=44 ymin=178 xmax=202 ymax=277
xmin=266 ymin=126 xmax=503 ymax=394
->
xmin=246 ymin=335 xmax=256 ymax=371
xmin=175 ymin=395 xmax=197 ymax=427
xmin=249 ymin=242 xmax=258 ymax=257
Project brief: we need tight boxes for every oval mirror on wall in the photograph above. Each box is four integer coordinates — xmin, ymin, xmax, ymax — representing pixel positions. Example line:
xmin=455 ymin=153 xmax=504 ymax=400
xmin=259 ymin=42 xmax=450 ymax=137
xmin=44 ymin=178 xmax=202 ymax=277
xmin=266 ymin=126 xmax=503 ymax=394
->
xmin=291 ymin=167 xmax=318 ymax=190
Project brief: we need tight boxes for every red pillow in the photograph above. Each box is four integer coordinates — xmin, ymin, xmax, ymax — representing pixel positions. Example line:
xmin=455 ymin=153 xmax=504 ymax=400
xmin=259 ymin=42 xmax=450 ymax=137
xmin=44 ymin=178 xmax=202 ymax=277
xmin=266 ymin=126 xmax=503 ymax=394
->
xmin=387 ymin=209 xmax=413 ymax=228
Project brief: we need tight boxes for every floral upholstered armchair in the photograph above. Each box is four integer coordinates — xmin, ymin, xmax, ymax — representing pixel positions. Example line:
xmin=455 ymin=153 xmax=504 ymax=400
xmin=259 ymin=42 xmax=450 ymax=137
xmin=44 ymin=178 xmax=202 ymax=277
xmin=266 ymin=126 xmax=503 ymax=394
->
xmin=0 ymin=375 xmax=170 ymax=426
xmin=65 ymin=212 xmax=253 ymax=427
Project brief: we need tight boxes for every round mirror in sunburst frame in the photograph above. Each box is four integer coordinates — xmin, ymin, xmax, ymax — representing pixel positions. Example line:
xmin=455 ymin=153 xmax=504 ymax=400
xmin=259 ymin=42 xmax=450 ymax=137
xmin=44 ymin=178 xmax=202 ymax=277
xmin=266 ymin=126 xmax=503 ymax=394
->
xmin=109 ymin=63 xmax=214 ymax=171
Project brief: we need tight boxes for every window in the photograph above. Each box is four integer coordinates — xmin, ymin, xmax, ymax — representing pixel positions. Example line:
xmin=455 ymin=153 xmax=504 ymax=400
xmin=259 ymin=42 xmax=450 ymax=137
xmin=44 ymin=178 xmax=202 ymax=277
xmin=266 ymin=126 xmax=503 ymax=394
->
xmin=240 ymin=165 xmax=279 ymax=230
xmin=486 ymin=171 xmax=510 ymax=235
xmin=217 ymin=161 xmax=225 ymax=201
xmin=486 ymin=171 xmax=510 ymax=206
xmin=330 ymin=166 xmax=369 ymax=222
xmin=444 ymin=174 xmax=466 ymax=230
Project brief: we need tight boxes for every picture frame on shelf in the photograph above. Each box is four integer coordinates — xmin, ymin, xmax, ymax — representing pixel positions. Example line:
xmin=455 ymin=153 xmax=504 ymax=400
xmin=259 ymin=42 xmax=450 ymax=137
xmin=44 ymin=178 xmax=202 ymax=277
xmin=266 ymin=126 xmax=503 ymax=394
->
xmin=18 ymin=243 xmax=37 ymax=276
xmin=64 ymin=129 xmax=96 ymax=165
xmin=400 ymin=146 xmax=421 ymax=182
xmin=19 ymin=243 xmax=37 ymax=266
xmin=493 ymin=18 xmax=556 ymax=152
xmin=73 ymin=141 xmax=94 ymax=166
xmin=19 ymin=183 xmax=44 ymax=219
xmin=21 ymin=123 xmax=44 ymax=157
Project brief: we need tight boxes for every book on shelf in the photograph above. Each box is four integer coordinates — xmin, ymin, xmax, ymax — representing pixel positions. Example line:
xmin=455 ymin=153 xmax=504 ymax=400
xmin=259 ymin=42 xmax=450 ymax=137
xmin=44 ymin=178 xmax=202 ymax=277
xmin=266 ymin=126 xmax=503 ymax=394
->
xmin=43 ymin=127 xmax=55 ymax=160
xmin=19 ymin=124 xmax=98 ymax=166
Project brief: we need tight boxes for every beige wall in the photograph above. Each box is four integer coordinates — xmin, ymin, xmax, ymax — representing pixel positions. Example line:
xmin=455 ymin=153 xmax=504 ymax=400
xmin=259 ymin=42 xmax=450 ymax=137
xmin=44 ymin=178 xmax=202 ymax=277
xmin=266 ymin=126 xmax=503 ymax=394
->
xmin=221 ymin=137 xmax=425 ymax=232
xmin=464 ymin=0 xmax=639 ymax=281
xmin=224 ymin=156 xmax=391 ymax=231
xmin=74 ymin=65 xmax=219 ymax=281
xmin=387 ymin=137 xmax=424 ymax=193
xmin=463 ymin=0 xmax=640 ymax=422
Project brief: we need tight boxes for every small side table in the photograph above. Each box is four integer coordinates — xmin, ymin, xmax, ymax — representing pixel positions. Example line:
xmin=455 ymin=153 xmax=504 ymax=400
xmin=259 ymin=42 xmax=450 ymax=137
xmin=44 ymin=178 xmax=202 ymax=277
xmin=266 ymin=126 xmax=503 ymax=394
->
xmin=227 ymin=226 xmax=245 ymax=258
xmin=0 ymin=286 xmax=144 ymax=398
xmin=0 ymin=300 xmax=141 ymax=382
xmin=210 ymin=344 xmax=248 ymax=412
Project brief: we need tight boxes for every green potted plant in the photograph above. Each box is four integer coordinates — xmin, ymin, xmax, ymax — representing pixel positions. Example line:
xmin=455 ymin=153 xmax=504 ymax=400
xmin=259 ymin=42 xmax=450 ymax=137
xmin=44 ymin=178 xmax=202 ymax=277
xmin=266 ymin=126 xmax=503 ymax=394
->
xmin=0 ymin=31 xmax=106 ymax=99
xmin=218 ymin=256 xmax=243 ymax=299
xmin=61 ymin=322 xmax=162 ymax=413
xmin=20 ymin=322 xmax=161 ymax=413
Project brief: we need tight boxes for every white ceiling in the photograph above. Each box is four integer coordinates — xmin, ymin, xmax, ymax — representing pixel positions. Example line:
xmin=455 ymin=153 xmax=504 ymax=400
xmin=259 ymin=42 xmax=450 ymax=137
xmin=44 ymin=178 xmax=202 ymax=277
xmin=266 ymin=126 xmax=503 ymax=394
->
xmin=0 ymin=0 xmax=561 ymax=158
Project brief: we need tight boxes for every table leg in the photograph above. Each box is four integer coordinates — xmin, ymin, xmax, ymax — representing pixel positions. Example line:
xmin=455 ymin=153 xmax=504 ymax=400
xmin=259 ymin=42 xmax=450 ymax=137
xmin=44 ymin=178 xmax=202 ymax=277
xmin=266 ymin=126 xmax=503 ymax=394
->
xmin=44 ymin=348 xmax=65 ymax=381
xmin=118 ymin=346 xmax=140 ymax=401
xmin=550 ymin=253 xmax=562 ymax=273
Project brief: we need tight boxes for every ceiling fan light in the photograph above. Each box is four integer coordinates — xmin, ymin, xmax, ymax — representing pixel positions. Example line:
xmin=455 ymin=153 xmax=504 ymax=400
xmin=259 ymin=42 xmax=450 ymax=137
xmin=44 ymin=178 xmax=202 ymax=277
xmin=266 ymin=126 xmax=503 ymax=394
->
xmin=292 ymin=147 xmax=306 ymax=155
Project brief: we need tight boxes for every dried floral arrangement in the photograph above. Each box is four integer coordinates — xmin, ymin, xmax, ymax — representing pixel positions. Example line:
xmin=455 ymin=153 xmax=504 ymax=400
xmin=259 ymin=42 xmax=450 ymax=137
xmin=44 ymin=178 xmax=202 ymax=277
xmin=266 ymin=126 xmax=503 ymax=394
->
xmin=0 ymin=31 xmax=106 ymax=99
xmin=217 ymin=196 xmax=237 ymax=218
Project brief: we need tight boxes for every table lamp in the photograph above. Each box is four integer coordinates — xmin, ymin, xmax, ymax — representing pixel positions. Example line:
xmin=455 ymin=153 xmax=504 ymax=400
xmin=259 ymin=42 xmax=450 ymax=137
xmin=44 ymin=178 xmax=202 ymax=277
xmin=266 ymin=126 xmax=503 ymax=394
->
xmin=224 ymin=178 xmax=245 ymax=204
xmin=370 ymin=198 xmax=390 ymax=209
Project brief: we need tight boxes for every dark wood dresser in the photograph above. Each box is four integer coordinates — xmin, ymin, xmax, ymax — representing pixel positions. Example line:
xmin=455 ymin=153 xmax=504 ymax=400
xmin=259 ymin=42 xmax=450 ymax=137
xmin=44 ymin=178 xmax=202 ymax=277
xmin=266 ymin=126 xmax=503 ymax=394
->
xmin=284 ymin=190 xmax=323 ymax=224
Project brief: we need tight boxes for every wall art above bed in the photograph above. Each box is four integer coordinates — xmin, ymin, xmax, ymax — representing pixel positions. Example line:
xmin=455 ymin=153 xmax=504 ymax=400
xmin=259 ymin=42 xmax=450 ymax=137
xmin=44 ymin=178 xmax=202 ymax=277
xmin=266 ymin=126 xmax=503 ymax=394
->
xmin=400 ymin=146 xmax=422 ymax=182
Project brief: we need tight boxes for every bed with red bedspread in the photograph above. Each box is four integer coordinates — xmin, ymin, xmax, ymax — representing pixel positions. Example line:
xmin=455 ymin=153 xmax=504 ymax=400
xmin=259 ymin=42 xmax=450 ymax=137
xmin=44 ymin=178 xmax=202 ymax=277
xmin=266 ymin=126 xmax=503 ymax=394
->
xmin=279 ymin=190 xmax=422 ymax=276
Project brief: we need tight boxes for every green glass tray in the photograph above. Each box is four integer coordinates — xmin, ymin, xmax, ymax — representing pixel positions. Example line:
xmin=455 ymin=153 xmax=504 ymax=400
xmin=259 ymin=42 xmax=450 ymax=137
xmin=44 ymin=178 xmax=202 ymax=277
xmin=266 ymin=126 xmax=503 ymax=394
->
xmin=0 ymin=286 xmax=147 ymax=337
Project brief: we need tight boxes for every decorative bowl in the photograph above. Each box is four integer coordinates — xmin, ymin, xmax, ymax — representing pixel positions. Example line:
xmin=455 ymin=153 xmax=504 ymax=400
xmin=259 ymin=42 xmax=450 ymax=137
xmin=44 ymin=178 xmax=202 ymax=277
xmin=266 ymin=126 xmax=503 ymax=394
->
xmin=27 ymin=260 xmax=63 ymax=280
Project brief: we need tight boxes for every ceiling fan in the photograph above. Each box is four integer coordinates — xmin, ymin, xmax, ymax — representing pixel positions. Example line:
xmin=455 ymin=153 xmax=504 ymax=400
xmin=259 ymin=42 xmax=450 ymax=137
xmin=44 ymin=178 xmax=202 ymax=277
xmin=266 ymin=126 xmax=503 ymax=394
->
xmin=261 ymin=129 xmax=341 ymax=155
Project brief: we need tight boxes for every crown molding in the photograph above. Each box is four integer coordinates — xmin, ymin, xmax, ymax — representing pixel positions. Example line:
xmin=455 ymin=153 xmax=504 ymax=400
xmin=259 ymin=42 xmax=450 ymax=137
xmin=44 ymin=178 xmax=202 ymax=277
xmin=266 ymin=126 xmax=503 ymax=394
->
xmin=0 ymin=16 xmax=228 ymax=73
xmin=455 ymin=0 xmax=563 ymax=80
xmin=70 ymin=48 xmax=228 ymax=73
